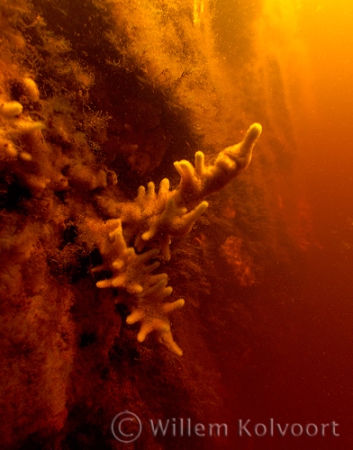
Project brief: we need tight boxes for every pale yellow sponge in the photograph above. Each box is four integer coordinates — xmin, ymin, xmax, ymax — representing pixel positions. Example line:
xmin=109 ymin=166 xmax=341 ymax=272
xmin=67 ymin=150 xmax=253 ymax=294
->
xmin=94 ymin=219 xmax=167 ymax=294
xmin=0 ymin=92 xmax=44 ymax=164
xmin=140 ymin=197 xmax=208 ymax=260
xmin=94 ymin=122 xmax=262 ymax=355
xmin=173 ymin=122 xmax=262 ymax=207
xmin=119 ymin=178 xmax=208 ymax=260
xmin=0 ymin=100 xmax=23 ymax=118
xmin=126 ymin=277 xmax=185 ymax=356
xmin=93 ymin=219 xmax=184 ymax=355
xmin=119 ymin=179 xmax=171 ymax=231
xmin=22 ymin=77 xmax=40 ymax=102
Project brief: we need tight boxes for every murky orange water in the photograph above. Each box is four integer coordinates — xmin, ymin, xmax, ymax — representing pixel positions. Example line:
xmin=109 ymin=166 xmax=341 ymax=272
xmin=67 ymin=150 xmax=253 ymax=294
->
xmin=218 ymin=1 xmax=353 ymax=448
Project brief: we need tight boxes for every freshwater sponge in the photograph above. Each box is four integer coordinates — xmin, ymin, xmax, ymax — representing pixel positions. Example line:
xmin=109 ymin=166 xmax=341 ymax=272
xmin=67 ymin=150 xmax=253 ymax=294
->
xmin=94 ymin=123 xmax=262 ymax=355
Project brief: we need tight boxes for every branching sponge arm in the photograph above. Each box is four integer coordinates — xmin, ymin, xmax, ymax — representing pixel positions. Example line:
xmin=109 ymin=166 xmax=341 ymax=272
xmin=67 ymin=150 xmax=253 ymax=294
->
xmin=93 ymin=122 xmax=262 ymax=355
xmin=173 ymin=123 xmax=262 ymax=207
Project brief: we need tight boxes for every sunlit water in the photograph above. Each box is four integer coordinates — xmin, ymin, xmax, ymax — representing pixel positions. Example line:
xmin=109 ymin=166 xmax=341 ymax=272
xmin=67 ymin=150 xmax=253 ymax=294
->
xmin=214 ymin=1 xmax=353 ymax=449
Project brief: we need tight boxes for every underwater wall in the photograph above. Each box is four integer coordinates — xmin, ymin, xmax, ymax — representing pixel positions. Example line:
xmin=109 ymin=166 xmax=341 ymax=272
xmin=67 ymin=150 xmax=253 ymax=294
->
xmin=2 ymin=1 xmax=352 ymax=449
